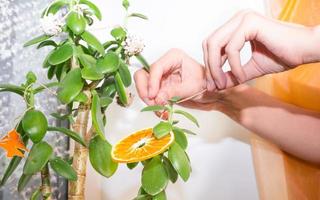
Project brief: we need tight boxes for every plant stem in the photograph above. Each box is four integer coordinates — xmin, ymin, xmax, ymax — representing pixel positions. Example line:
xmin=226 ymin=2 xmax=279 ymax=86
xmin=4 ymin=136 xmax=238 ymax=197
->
xmin=41 ymin=164 xmax=52 ymax=200
xmin=68 ymin=94 xmax=92 ymax=200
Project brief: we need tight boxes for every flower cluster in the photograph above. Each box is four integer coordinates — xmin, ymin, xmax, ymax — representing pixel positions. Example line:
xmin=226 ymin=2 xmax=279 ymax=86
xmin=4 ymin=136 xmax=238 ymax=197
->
xmin=40 ymin=14 xmax=64 ymax=36
xmin=123 ymin=34 xmax=145 ymax=56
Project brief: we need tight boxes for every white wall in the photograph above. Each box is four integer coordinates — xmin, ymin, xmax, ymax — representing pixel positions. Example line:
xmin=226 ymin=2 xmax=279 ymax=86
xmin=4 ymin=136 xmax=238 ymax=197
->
xmin=86 ymin=0 xmax=266 ymax=199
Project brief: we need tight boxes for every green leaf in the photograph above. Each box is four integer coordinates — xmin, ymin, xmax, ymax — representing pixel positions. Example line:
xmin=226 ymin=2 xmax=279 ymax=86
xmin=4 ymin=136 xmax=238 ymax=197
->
xmin=118 ymin=61 xmax=132 ymax=87
xmin=100 ymin=79 xmax=116 ymax=98
xmin=24 ymin=35 xmax=51 ymax=47
xmin=79 ymin=0 xmax=102 ymax=20
xmin=81 ymin=31 xmax=104 ymax=56
xmin=0 ymin=84 xmax=24 ymax=96
xmin=67 ymin=11 xmax=86 ymax=35
xmin=111 ymin=27 xmax=127 ymax=40
xmin=89 ymin=135 xmax=118 ymax=177
xmin=47 ymin=65 xmax=56 ymax=80
xmin=128 ymin=13 xmax=148 ymax=20
xmin=153 ymin=190 xmax=167 ymax=200
xmin=26 ymin=71 xmax=37 ymax=85
xmin=168 ymin=142 xmax=191 ymax=182
xmin=162 ymin=156 xmax=178 ymax=183
xmin=23 ymin=142 xmax=53 ymax=175
xmin=103 ymin=40 xmax=118 ymax=50
xmin=57 ymin=68 xmax=84 ymax=104
xmin=100 ymin=96 xmax=113 ymax=108
xmin=30 ymin=188 xmax=41 ymax=200
xmin=127 ymin=162 xmax=138 ymax=170
xmin=135 ymin=54 xmax=150 ymax=72
xmin=122 ymin=0 xmax=130 ymax=10
xmin=172 ymin=127 xmax=188 ymax=150
xmin=47 ymin=126 xmax=86 ymax=147
xmin=74 ymin=92 xmax=89 ymax=103
xmin=17 ymin=174 xmax=32 ymax=192
xmin=134 ymin=195 xmax=152 ymax=200
xmin=48 ymin=43 xmax=73 ymax=65
xmin=174 ymin=109 xmax=199 ymax=127
xmin=37 ymin=40 xmax=57 ymax=49
xmin=49 ymin=157 xmax=77 ymax=181
xmin=142 ymin=156 xmax=168 ymax=196
xmin=50 ymin=112 xmax=72 ymax=121
xmin=114 ymin=72 xmax=128 ymax=105
xmin=96 ymin=52 xmax=120 ymax=74
xmin=91 ymin=91 xmax=106 ymax=139
xmin=43 ymin=0 xmax=68 ymax=16
xmin=78 ymin=53 xmax=96 ymax=68
xmin=141 ymin=105 xmax=165 ymax=112
xmin=153 ymin=122 xmax=172 ymax=139
xmin=180 ymin=128 xmax=197 ymax=135
xmin=81 ymin=66 xmax=104 ymax=80
xmin=55 ymin=63 xmax=68 ymax=81
xmin=22 ymin=110 xmax=48 ymax=143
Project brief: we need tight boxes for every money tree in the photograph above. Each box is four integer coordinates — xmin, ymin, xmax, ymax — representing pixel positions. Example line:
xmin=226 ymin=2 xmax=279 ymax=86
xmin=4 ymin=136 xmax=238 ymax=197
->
xmin=0 ymin=0 xmax=199 ymax=199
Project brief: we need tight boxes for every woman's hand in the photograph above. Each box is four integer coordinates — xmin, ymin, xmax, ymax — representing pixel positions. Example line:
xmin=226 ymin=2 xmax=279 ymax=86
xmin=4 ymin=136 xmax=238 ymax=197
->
xmin=134 ymin=49 xmax=208 ymax=106
xmin=203 ymin=10 xmax=320 ymax=91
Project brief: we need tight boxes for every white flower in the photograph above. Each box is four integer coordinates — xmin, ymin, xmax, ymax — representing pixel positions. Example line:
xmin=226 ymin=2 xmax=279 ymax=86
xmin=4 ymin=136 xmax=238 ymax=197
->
xmin=123 ymin=34 xmax=145 ymax=56
xmin=40 ymin=14 xmax=64 ymax=36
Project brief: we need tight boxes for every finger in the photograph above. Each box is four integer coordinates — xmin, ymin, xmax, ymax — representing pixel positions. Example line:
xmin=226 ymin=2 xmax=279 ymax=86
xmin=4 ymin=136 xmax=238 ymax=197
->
xmin=148 ymin=49 xmax=182 ymax=99
xmin=203 ymin=40 xmax=215 ymax=91
xmin=134 ymin=69 xmax=155 ymax=105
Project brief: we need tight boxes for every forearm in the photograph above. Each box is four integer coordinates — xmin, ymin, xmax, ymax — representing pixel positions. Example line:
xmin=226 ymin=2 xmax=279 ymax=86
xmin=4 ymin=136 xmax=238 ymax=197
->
xmin=216 ymin=85 xmax=320 ymax=164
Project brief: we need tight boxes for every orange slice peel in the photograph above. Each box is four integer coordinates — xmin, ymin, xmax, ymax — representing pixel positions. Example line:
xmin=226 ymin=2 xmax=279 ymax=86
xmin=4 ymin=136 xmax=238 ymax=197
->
xmin=111 ymin=128 xmax=174 ymax=163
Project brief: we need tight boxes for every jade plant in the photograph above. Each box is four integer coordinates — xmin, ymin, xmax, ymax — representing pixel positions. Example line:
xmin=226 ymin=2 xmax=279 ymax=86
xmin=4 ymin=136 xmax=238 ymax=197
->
xmin=0 ymin=0 xmax=199 ymax=199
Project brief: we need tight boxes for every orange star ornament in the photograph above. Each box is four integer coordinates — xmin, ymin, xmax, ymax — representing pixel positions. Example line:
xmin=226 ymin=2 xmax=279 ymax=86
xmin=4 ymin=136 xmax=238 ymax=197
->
xmin=0 ymin=129 xmax=28 ymax=158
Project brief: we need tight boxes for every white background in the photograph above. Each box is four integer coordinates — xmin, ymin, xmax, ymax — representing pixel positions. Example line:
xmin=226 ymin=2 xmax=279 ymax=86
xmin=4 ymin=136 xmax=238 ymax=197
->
xmin=85 ymin=0 xmax=266 ymax=199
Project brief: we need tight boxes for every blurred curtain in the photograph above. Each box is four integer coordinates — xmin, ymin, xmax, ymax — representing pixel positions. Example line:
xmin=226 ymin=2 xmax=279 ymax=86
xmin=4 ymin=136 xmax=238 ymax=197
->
xmin=251 ymin=0 xmax=320 ymax=199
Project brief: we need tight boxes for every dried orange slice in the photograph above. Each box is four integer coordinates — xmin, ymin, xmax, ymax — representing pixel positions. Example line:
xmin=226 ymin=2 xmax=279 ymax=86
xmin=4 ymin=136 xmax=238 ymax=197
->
xmin=111 ymin=128 xmax=174 ymax=163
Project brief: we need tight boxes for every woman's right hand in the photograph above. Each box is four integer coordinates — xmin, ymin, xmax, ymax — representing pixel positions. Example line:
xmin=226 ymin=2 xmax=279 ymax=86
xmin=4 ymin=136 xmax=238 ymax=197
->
xmin=203 ymin=10 xmax=320 ymax=91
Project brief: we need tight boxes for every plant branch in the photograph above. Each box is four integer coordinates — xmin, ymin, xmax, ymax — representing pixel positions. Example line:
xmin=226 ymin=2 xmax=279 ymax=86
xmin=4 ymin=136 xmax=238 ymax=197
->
xmin=41 ymin=164 xmax=52 ymax=200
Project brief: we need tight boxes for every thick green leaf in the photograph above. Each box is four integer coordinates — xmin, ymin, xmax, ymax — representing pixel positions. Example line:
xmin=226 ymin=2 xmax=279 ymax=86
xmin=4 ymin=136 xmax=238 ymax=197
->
xmin=101 ymin=81 xmax=116 ymax=98
xmin=180 ymin=128 xmax=197 ymax=135
xmin=37 ymin=40 xmax=57 ymax=49
xmin=74 ymin=92 xmax=89 ymax=103
xmin=49 ymin=157 xmax=77 ymax=181
xmin=48 ymin=43 xmax=73 ymax=65
xmin=114 ymin=72 xmax=128 ymax=105
xmin=172 ymin=127 xmax=188 ymax=150
xmin=111 ymin=27 xmax=126 ymax=40
xmin=24 ymin=35 xmax=51 ymax=47
xmin=96 ymin=52 xmax=119 ymax=74
xmin=67 ymin=11 xmax=86 ymax=35
xmin=43 ymin=0 xmax=68 ymax=16
xmin=55 ymin=63 xmax=68 ymax=81
xmin=153 ymin=122 xmax=172 ymax=139
xmin=81 ymin=31 xmax=104 ymax=55
xmin=47 ymin=126 xmax=86 ymax=146
xmin=103 ymin=40 xmax=118 ymax=50
xmin=50 ymin=112 xmax=72 ymax=121
xmin=122 ymin=0 xmax=130 ymax=10
xmin=23 ymin=142 xmax=53 ymax=175
xmin=153 ymin=190 xmax=167 ymax=200
xmin=0 ymin=84 xmax=24 ymax=96
xmin=174 ymin=109 xmax=199 ymax=127
xmin=168 ymin=142 xmax=191 ymax=182
xmin=100 ymin=96 xmax=113 ymax=108
xmin=141 ymin=105 xmax=165 ymax=112
xmin=118 ymin=61 xmax=132 ymax=87
xmin=47 ymin=65 xmax=56 ymax=80
xmin=89 ymin=135 xmax=118 ymax=177
xmin=79 ymin=0 xmax=102 ymax=20
xmin=91 ymin=91 xmax=106 ymax=139
xmin=22 ymin=110 xmax=48 ymax=143
xmin=57 ymin=68 xmax=84 ymax=104
xmin=127 ymin=162 xmax=138 ymax=170
xmin=162 ymin=156 xmax=178 ymax=183
xmin=135 ymin=54 xmax=150 ymax=72
xmin=128 ymin=13 xmax=148 ymax=20
xmin=17 ymin=174 xmax=32 ymax=192
xmin=142 ymin=156 xmax=168 ymax=195
xmin=78 ymin=53 xmax=96 ymax=68
xmin=134 ymin=195 xmax=152 ymax=200
xmin=81 ymin=66 xmax=104 ymax=80
xmin=30 ymin=188 xmax=41 ymax=200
